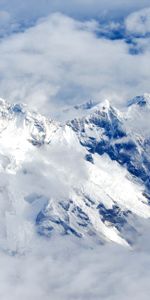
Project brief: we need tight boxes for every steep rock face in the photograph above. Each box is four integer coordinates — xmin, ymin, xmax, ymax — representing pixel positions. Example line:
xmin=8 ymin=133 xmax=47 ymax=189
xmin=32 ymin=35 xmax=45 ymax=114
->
xmin=0 ymin=96 xmax=149 ymax=253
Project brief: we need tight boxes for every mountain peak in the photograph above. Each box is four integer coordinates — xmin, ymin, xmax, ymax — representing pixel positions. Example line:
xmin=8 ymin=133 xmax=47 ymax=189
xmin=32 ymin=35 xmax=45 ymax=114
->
xmin=74 ymin=100 xmax=97 ymax=110
xmin=90 ymin=99 xmax=111 ymax=112
xmin=127 ymin=93 xmax=150 ymax=108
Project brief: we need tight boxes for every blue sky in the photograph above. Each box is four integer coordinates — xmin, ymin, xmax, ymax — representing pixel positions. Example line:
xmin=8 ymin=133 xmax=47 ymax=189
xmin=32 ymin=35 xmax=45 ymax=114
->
xmin=0 ymin=1 xmax=150 ymax=118
xmin=0 ymin=0 xmax=149 ymax=22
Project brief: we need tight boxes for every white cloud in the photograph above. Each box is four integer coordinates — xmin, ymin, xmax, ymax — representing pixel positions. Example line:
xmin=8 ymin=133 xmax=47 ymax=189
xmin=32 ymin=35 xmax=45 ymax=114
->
xmin=0 ymin=234 xmax=150 ymax=300
xmin=0 ymin=13 xmax=150 ymax=118
xmin=125 ymin=7 xmax=150 ymax=35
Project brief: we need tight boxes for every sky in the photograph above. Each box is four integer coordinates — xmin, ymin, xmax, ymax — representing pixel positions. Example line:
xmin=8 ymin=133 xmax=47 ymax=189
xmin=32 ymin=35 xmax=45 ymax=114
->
xmin=0 ymin=1 xmax=150 ymax=118
xmin=0 ymin=0 xmax=149 ymax=22
xmin=1 ymin=1 xmax=150 ymax=300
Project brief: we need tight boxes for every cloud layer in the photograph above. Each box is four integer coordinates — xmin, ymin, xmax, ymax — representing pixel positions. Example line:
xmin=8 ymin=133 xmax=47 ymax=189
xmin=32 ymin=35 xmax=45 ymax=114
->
xmin=0 ymin=235 xmax=150 ymax=300
xmin=0 ymin=12 xmax=150 ymax=118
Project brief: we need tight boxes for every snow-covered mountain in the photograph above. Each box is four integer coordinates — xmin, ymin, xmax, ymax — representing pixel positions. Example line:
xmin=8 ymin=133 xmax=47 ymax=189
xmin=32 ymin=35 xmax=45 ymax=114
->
xmin=0 ymin=94 xmax=150 ymax=253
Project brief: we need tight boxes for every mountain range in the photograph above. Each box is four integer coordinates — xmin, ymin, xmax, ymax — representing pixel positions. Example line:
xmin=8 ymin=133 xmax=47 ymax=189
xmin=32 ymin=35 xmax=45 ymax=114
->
xmin=0 ymin=94 xmax=150 ymax=253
